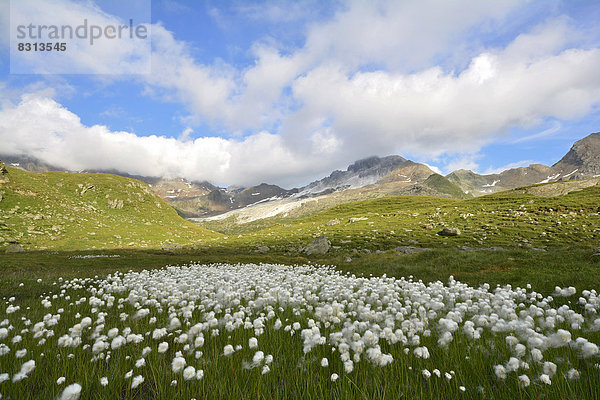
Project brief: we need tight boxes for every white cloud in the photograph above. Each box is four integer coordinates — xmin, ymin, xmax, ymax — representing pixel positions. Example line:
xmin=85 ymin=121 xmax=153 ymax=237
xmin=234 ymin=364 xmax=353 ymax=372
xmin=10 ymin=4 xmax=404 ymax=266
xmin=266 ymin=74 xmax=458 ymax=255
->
xmin=511 ymin=121 xmax=562 ymax=143
xmin=179 ymin=127 xmax=194 ymax=142
xmin=3 ymin=1 xmax=600 ymax=186
xmin=0 ymin=96 xmax=334 ymax=187
xmin=142 ymin=5 xmax=600 ymax=168
xmin=442 ymin=155 xmax=483 ymax=175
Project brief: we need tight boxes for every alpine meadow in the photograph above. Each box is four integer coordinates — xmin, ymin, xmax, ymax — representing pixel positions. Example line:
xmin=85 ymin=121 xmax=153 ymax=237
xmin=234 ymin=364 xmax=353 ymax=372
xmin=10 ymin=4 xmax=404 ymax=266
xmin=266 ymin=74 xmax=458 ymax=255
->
xmin=2 ymin=1 xmax=600 ymax=399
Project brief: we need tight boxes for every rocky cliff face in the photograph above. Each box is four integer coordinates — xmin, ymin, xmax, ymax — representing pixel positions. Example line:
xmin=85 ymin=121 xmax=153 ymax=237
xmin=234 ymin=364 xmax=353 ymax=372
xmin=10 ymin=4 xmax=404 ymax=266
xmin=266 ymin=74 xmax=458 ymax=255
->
xmin=298 ymin=155 xmax=409 ymax=196
xmin=552 ymin=132 xmax=600 ymax=177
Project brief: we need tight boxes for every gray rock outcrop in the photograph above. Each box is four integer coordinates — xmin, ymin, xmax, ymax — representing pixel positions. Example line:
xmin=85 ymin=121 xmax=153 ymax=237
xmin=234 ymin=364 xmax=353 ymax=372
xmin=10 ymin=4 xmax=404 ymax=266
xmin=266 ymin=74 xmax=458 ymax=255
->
xmin=303 ymin=236 xmax=330 ymax=255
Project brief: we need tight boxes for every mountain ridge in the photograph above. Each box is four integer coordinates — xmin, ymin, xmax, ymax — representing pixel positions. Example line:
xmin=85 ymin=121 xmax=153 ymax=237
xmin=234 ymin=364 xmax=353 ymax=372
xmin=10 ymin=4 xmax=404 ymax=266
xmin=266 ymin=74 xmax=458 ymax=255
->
xmin=3 ymin=131 xmax=599 ymax=220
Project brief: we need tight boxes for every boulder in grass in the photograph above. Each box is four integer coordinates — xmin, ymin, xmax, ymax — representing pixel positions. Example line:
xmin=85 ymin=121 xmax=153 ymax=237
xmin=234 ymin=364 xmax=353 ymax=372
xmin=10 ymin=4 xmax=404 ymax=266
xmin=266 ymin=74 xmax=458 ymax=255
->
xmin=592 ymin=247 xmax=600 ymax=262
xmin=439 ymin=227 xmax=461 ymax=236
xmin=5 ymin=244 xmax=25 ymax=253
xmin=303 ymin=236 xmax=330 ymax=255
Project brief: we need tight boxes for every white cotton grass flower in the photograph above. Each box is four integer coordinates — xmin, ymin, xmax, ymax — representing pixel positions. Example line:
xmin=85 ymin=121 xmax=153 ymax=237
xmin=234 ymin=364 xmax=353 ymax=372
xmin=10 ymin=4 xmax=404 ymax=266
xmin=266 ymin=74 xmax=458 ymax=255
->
xmin=432 ymin=369 xmax=441 ymax=378
xmin=413 ymin=346 xmax=430 ymax=359
xmin=152 ymin=328 xmax=167 ymax=340
xmin=100 ymin=377 xmax=108 ymax=386
xmin=107 ymin=328 xmax=119 ymax=339
xmin=131 ymin=375 xmax=144 ymax=389
xmin=135 ymin=358 xmax=146 ymax=368
xmin=196 ymin=369 xmax=204 ymax=380
xmin=170 ymin=380 xmax=177 ymax=387
xmin=142 ymin=346 xmax=152 ymax=357
xmin=183 ymin=366 xmax=196 ymax=381
xmin=505 ymin=357 xmax=520 ymax=373
xmin=110 ymin=336 xmax=126 ymax=350
xmin=12 ymin=360 xmax=36 ymax=382
xmin=172 ymin=357 xmax=186 ymax=373
xmin=518 ymin=375 xmax=530 ymax=387
xmin=15 ymin=349 xmax=27 ymax=359
xmin=169 ymin=317 xmax=181 ymax=330
xmin=158 ymin=342 xmax=169 ymax=353
xmin=57 ymin=383 xmax=82 ymax=400
xmin=567 ymin=368 xmax=580 ymax=380
xmin=0 ymin=373 xmax=9 ymax=384
xmin=459 ymin=386 xmax=466 ymax=392
xmin=57 ymin=376 xmax=66 ymax=385
xmin=582 ymin=342 xmax=599 ymax=358
xmin=514 ymin=343 xmax=526 ymax=358
xmin=249 ymin=337 xmax=258 ymax=349
xmin=543 ymin=361 xmax=557 ymax=378
xmin=124 ymin=370 xmax=133 ymax=379
xmin=252 ymin=351 xmax=265 ymax=366
xmin=422 ymin=369 xmax=431 ymax=379
xmin=223 ymin=345 xmax=234 ymax=356
xmin=330 ymin=373 xmax=339 ymax=382
xmin=494 ymin=365 xmax=506 ymax=381
xmin=531 ymin=348 xmax=543 ymax=363
xmin=262 ymin=365 xmax=270 ymax=375
xmin=321 ymin=358 xmax=329 ymax=367
xmin=92 ymin=340 xmax=106 ymax=354
xmin=539 ymin=374 xmax=552 ymax=385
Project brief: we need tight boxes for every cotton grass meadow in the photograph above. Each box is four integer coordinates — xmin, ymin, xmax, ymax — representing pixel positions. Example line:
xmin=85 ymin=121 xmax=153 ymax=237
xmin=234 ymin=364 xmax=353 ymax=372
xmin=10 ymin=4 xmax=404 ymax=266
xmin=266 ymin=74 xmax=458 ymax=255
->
xmin=0 ymin=263 xmax=599 ymax=399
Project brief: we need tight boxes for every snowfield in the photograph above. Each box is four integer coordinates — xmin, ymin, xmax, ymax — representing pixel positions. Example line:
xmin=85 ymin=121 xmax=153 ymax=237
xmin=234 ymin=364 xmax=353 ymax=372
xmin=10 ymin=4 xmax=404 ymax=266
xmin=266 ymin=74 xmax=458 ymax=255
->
xmin=1 ymin=263 xmax=599 ymax=399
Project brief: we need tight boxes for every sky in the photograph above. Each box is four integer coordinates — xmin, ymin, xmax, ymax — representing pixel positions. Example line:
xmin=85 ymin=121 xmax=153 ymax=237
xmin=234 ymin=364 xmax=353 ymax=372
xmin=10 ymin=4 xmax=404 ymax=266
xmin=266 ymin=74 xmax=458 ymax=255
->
xmin=1 ymin=0 xmax=600 ymax=188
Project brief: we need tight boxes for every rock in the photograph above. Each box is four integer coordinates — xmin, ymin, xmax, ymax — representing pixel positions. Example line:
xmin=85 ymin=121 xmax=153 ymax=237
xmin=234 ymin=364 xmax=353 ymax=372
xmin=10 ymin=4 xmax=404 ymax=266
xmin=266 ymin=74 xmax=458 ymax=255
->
xmin=459 ymin=246 xmax=475 ymax=251
xmin=439 ymin=227 xmax=461 ymax=236
xmin=256 ymin=246 xmax=269 ymax=253
xmin=5 ymin=244 xmax=25 ymax=253
xmin=348 ymin=217 xmax=368 ymax=223
xmin=395 ymin=246 xmax=429 ymax=255
xmin=326 ymin=219 xmax=340 ymax=226
xmin=485 ymin=247 xmax=506 ymax=252
xmin=345 ymin=257 xmax=352 ymax=262
xmin=161 ymin=243 xmax=182 ymax=252
xmin=80 ymin=185 xmax=95 ymax=195
xmin=107 ymin=199 xmax=124 ymax=209
xmin=303 ymin=236 xmax=330 ymax=255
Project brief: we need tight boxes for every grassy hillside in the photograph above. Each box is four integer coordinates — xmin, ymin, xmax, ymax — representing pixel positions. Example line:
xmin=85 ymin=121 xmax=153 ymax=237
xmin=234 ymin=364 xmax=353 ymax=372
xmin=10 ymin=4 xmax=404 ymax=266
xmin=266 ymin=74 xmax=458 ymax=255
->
xmin=0 ymin=166 xmax=220 ymax=251
xmin=221 ymin=183 xmax=600 ymax=253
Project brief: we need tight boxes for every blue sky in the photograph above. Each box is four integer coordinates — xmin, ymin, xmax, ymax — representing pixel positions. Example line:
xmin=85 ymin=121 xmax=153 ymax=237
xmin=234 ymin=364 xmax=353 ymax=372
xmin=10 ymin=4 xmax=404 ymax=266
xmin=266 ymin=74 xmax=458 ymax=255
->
xmin=1 ymin=0 xmax=600 ymax=187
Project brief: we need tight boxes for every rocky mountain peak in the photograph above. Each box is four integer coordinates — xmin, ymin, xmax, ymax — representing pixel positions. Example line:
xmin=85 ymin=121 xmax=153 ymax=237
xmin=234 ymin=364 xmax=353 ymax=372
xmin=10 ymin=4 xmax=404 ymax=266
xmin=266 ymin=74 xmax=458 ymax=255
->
xmin=347 ymin=155 xmax=407 ymax=174
xmin=553 ymin=132 xmax=600 ymax=176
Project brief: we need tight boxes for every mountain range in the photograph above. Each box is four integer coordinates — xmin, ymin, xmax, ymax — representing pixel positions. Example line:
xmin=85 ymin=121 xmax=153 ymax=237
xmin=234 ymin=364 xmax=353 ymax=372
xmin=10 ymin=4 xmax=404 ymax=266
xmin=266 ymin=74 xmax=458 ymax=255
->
xmin=2 ymin=131 xmax=599 ymax=222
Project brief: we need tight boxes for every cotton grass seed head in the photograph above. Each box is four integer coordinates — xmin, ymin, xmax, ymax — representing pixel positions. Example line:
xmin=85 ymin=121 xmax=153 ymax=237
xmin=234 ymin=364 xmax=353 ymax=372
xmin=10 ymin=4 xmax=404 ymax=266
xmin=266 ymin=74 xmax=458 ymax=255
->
xmin=58 ymin=383 xmax=82 ymax=400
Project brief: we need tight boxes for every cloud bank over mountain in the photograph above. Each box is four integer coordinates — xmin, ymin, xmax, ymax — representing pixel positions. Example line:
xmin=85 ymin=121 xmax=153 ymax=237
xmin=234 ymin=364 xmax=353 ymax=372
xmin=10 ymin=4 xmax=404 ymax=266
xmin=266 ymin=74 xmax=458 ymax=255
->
xmin=1 ymin=0 xmax=600 ymax=187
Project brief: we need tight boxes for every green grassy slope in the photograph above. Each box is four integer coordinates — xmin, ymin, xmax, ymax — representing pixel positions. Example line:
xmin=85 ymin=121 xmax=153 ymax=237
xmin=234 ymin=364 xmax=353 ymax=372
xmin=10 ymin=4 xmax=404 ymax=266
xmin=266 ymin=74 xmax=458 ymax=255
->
xmin=224 ymin=185 xmax=600 ymax=253
xmin=0 ymin=166 xmax=221 ymax=250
